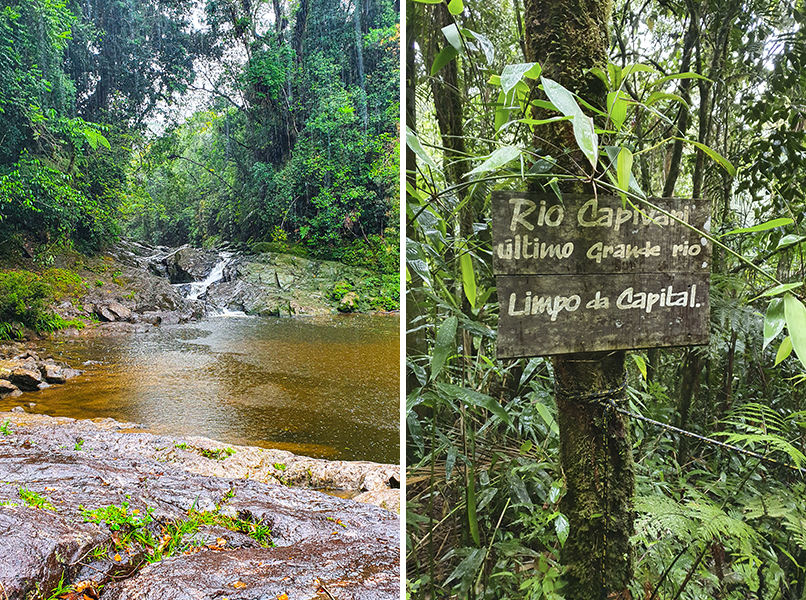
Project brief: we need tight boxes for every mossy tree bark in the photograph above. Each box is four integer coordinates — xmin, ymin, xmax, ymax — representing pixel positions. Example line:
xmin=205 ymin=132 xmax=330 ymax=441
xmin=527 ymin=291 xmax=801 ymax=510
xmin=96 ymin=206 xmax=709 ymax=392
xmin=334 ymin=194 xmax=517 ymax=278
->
xmin=521 ymin=0 xmax=636 ymax=597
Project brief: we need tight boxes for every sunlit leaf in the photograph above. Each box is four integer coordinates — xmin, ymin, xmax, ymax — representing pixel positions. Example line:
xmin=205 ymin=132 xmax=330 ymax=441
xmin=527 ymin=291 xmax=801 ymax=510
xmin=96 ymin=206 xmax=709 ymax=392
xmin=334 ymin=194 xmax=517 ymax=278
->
xmin=631 ymin=353 xmax=647 ymax=379
xmin=646 ymin=91 xmax=689 ymax=107
xmin=465 ymin=29 xmax=495 ymax=63
xmin=651 ymin=71 xmax=712 ymax=87
xmin=773 ymin=336 xmax=792 ymax=367
xmin=673 ymin=137 xmax=736 ymax=177
xmin=465 ymin=145 xmax=521 ymax=177
xmin=722 ymin=218 xmax=793 ymax=236
xmin=431 ymin=45 xmax=458 ymax=76
xmin=460 ymin=251 xmax=476 ymax=308
xmin=778 ymin=234 xmax=806 ymax=249
xmin=447 ymin=0 xmax=463 ymax=14
xmin=555 ymin=513 xmax=569 ymax=547
xmin=756 ymin=282 xmax=803 ymax=299
xmin=405 ymin=126 xmax=438 ymax=171
xmin=441 ymin=23 xmax=463 ymax=50
xmin=616 ymin=146 xmax=633 ymax=201
xmin=501 ymin=63 xmax=539 ymax=95
xmin=607 ymin=91 xmax=630 ymax=130
xmin=784 ymin=293 xmax=806 ymax=371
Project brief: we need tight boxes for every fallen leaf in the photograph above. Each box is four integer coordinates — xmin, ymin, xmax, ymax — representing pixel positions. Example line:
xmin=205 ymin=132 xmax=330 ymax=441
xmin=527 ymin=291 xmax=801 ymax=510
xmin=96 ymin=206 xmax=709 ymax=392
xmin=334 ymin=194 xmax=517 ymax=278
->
xmin=113 ymin=553 xmax=122 ymax=562
xmin=231 ymin=581 xmax=247 ymax=589
xmin=277 ymin=594 xmax=289 ymax=600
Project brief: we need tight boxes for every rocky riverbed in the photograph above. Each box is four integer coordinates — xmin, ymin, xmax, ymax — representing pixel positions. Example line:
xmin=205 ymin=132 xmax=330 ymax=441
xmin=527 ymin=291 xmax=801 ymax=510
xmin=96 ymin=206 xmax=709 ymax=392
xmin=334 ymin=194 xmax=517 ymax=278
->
xmin=0 ymin=411 xmax=400 ymax=599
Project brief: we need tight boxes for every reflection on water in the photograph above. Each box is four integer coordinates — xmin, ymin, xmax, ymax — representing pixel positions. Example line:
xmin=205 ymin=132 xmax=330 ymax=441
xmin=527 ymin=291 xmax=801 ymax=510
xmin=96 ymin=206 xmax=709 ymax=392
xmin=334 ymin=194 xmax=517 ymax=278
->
xmin=3 ymin=314 xmax=399 ymax=464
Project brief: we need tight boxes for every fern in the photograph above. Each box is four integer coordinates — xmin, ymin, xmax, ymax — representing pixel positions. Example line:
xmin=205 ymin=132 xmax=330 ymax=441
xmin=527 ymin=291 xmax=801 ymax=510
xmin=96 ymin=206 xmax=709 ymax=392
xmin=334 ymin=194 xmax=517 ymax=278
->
xmin=719 ymin=403 xmax=806 ymax=469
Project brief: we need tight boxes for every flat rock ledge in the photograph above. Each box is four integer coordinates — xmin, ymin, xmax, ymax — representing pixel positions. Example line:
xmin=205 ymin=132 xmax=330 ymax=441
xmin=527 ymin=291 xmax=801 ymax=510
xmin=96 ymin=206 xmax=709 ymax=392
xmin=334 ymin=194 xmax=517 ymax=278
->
xmin=0 ymin=412 xmax=400 ymax=600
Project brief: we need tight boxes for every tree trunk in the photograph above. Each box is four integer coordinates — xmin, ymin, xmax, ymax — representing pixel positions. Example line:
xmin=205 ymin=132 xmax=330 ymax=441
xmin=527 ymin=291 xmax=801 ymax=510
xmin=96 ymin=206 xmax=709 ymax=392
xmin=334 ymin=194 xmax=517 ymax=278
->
xmin=522 ymin=0 xmax=635 ymax=597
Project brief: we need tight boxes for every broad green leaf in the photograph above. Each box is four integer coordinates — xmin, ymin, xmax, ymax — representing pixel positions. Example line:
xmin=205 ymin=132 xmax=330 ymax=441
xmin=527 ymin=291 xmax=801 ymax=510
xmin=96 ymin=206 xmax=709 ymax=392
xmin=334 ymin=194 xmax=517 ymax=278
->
xmin=775 ymin=337 xmax=793 ymax=366
xmin=785 ymin=293 xmax=806 ymax=371
xmin=757 ymin=282 xmax=803 ymax=299
xmin=431 ymin=45 xmax=458 ymax=76
xmin=447 ymin=0 xmax=463 ymax=14
xmin=535 ymin=402 xmax=559 ymax=435
xmin=604 ymin=146 xmax=646 ymax=198
xmin=555 ymin=513 xmax=569 ymax=547
xmin=607 ymin=91 xmax=629 ymax=130
xmin=673 ymin=137 xmax=736 ymax=177
xmin=501 ymin=63 xmax=538 ymax=95
xmin=520 ymin=439 xmax=533 ymax=454
xmin=631 ymin=353 xmax=647 ymax=379
xmin=441 ymin=23 xmax=463 ymax=50
xmin=494 ymin=90 xmax=511 ymax=133
xmin=406 ymin=238 xmax=432 ymax=287
xmin=467 ymin=468 xmax=480 ymax=546
xmin=541 ymin=76 xmax=584 ymax=120
xmin=621 ymin=63 xmax=656 ymax=79
xmin=646 ymin=91 xmax=689 ymax=107
xmin=405 ymin=126 xmax=438 ymax=171
xmin=588 ymin=66 xmax=609 ymax=88
xmin=616 ymin=147 xmax=633 ymax=201
xmin=436 ymin=382 xmax=512 ymax=425
xmin=444 ymin=548 xmax=485 ymax=593
xmin=763 ymin=298 xmax=786 ymax=350
xmin=413 ymin=0 xmax=442 ymax=3
xmin=465 ymin=145 xmax=521 ymax=177
xmin=778 ymin=234 xmax=806 ymax=249
xmin=573 ymin=114 xmax=599 ymax=169
xmin=652 ymin=71 xmax=712 ymax=88
xmin=431 ymin=315 xmax=458 ymax=381
xmin=460 ymin=251 xmax=476 ymax=308
xmin=722 ymin=218 xmax=793 ymax=236
xmin=465 ymin=29 xmax=495 ymax=63
xmin=518 ymin=116 xmax=572 ymax=127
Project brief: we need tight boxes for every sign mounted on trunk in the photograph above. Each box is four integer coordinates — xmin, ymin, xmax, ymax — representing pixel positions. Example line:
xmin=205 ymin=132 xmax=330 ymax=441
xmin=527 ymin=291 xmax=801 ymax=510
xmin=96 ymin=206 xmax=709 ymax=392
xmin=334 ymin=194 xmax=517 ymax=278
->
xmin=491 ymin=192 xmax=711 ymax=358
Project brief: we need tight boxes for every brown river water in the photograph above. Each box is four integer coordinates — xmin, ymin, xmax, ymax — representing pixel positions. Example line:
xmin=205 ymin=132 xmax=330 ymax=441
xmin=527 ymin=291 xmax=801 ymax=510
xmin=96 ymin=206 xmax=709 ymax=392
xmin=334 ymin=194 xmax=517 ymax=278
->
xmin=4 ymin=313 xmax=400 ymax=464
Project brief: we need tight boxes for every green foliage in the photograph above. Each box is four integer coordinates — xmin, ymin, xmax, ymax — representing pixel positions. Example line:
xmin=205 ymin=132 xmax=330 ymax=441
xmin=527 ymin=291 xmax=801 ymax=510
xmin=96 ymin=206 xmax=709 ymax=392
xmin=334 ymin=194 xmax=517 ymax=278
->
xmin=407 ymin=0 xmax=806 ymax=597
xmin=18 ymin=487 xmax=56 ymax=511
xmin=0 ymin=269 xmax=86 ymax=336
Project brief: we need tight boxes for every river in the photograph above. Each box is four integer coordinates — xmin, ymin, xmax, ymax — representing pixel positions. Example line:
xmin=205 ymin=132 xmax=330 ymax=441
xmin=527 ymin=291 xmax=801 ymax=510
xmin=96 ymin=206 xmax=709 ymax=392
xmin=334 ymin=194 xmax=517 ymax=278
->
xmin=22 ymin=313 xmax=399 ymax=464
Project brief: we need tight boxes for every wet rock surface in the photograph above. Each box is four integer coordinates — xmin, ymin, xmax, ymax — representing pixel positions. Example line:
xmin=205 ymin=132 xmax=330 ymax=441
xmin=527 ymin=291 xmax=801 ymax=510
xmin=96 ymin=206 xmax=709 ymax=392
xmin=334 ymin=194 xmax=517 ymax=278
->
xmin=0 ymin=347 xmax=83 ymax=399
xmin=204 ymin=253 xmax=372 ymax=316
xmin=0 ymin=412 xmax=400 ymax=599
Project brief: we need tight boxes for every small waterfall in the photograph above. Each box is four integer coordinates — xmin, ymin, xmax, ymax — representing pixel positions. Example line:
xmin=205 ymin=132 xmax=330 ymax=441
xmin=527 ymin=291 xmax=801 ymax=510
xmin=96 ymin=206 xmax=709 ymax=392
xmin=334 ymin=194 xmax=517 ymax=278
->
xmin=186 ymin=252 xmax=233 ymax=300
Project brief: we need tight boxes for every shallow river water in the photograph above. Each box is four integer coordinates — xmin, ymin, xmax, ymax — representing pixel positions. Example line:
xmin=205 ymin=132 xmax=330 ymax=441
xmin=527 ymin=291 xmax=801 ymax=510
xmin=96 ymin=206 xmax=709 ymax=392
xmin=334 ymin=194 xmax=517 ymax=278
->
xmin=12 ymin=314 xmax=399 ymax=464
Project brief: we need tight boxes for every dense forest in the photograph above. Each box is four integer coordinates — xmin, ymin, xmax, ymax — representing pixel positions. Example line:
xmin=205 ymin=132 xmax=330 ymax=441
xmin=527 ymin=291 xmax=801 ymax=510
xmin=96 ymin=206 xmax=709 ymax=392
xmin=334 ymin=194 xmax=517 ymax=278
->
xmin=406 ymin=0 xmax=806 ymax=598
xmin=0 ymin=0 xmax=399 ymax=273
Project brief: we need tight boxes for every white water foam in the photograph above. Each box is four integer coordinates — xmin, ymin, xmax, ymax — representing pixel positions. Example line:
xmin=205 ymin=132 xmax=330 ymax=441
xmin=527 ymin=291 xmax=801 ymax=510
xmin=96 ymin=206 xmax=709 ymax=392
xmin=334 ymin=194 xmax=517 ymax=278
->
xmin=185 ymin=252 xmax=233 ymax=300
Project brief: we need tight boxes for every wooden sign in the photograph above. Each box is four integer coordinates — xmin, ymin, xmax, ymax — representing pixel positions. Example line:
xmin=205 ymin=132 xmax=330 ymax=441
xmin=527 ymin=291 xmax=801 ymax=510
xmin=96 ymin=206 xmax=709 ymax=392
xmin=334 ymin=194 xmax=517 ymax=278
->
xmin=492 ymin=192 xmax=711 ymax=358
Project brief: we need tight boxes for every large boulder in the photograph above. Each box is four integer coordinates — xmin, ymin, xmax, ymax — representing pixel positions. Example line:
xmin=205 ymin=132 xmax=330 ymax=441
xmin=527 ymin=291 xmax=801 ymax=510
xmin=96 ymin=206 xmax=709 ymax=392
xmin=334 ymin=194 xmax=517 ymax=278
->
xmin=163 ymin=246 xmax=220 ymax=284
xmin=8 ymin=366 xmax=42 ymax=391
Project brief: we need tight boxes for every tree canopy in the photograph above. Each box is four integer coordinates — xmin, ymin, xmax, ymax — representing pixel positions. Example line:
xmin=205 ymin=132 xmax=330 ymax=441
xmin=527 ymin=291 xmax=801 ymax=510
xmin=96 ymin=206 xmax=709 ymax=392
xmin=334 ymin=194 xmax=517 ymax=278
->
xmin=0 ymin=0 xmax=399 ymax=277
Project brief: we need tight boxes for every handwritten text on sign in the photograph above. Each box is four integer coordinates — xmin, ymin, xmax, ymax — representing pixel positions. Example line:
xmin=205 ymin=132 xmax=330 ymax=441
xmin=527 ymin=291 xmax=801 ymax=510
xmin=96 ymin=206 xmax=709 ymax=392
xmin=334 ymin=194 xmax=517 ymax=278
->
xmin=491 ymin=193 xmax=711 ymax=358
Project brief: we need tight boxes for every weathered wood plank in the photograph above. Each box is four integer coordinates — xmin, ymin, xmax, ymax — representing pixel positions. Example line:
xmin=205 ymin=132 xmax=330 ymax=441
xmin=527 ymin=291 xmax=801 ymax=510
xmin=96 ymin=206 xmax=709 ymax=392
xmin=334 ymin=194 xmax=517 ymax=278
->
xmin=496 ymin=272 xmax=710 ymax=358
xmin=491 ymin=192 xmax=711 ymax=276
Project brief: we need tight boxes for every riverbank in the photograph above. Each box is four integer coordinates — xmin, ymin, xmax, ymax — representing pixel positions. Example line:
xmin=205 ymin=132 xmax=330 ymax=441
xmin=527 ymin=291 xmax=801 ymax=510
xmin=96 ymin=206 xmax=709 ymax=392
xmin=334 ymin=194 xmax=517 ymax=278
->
xmin=0 ymin=411 xmax=400 ymax=599
xmin=0 ymin=240 xmax=398 ymax=342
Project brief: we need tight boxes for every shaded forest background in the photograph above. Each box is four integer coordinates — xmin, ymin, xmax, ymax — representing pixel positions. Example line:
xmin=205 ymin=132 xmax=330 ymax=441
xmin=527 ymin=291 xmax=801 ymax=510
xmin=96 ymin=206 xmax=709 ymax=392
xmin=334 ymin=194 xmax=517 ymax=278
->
xmin=406 ymin=0 xmax=806 ymax=598
xmin=0 ymin=0 xmax=399 ymax=277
